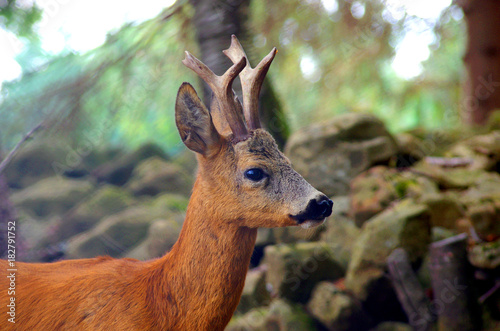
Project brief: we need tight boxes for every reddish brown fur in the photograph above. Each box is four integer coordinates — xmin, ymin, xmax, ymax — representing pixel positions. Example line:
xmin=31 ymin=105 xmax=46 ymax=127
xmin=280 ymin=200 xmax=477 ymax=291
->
xmin=0 ymin=40 xmax=329 ymax=330
xmin=0 ymin=132 xmax=316 ymax=331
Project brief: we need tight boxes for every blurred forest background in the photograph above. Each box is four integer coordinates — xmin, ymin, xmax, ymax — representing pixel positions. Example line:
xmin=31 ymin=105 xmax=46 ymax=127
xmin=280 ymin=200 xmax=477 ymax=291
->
xmin=2 ymin=2 xmax=500 ymax=330
xmin=0 ymin=0 xmax=467 ymax=155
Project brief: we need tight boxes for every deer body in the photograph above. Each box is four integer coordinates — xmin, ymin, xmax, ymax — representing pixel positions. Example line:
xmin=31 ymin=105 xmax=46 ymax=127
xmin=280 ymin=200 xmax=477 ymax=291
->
xmin=1 ymin=177 xmax=257 ymax=330
xmin=1 ymin=36 xmax=332 ymax=330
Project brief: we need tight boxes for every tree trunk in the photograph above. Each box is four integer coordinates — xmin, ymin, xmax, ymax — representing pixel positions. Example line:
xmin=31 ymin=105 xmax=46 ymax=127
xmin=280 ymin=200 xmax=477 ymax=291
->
xmin=189 ymin=0 xmax=289 ymax=147
xmin=0 ymin=152 xmax=18 ymax=259
xmin=459 ymin=0 xmax=500 ymax=125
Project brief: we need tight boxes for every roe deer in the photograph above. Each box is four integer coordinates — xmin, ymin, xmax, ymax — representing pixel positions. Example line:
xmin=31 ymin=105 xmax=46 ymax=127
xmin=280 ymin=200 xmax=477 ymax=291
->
xmin=0 ymin=35 xmax=333 ymax=330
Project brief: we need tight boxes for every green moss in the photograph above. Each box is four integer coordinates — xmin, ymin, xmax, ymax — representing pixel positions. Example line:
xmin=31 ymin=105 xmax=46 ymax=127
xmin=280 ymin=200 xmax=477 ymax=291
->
xmin=11 ymin=177 xmax=94 ymax=218
xmin=66 ymin=204 xmax=172 ymax=259
xmin=79 ymin=185 xmax=136 ymax=216
xmin=265 ymin=242 xmax=344 ymax=303
xmin=150 ymin=193 xmax=189 ymax=212
xmin=125 ymin=156 xmax=193 ymax=197
xmin=394 ymin=181 xmax=409 ymax=198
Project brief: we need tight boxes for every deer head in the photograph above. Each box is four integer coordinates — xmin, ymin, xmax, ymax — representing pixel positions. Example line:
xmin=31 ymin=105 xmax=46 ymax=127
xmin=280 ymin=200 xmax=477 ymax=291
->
xmin=175 ymin=35 xmax=332 ymax=229
xmin=1 ymin=36 xmax=334 ymax=331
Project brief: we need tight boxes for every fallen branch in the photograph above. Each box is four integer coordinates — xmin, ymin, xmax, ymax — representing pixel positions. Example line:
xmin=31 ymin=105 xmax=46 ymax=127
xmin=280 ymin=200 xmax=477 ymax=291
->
xmin=0 ymin=122 xmax=44 ymax=175
xmin=479 ymin=279 xmax=500 ymax=304
xmin=387 ymin=248 xmax=434 ymax=331
xmin=424 ymin=156 xmax=474 ymax=168
xmin=429 ymin=233 xmax=480 ymax=331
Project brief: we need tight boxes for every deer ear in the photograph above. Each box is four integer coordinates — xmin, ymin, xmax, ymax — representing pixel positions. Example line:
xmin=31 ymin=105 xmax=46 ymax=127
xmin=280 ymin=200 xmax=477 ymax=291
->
xmin=175 ymin=83 xmax=221 ymax=155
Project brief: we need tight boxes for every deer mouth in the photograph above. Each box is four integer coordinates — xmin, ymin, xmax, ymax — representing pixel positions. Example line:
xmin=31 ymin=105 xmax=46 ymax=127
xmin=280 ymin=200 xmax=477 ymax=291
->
xmin=289 ymin=210 xmax=330 ymax=229
xmin=294 ymin=218 xmax=326 ymax=229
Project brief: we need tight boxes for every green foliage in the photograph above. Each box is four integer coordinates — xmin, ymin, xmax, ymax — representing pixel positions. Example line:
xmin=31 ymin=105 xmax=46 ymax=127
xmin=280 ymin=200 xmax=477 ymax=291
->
xmin=1 ymin=5 xmax=197 ymax=152
xmin=249 ymin=0 xmax=465 ymax=132
xmin=0 ymin=0 xmax=42 ymax=38
xmin=0 ymin=0 xmax=466 ymax=153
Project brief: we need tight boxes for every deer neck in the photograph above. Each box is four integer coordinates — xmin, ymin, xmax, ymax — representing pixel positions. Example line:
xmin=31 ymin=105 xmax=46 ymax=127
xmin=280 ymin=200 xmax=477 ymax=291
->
xmin=148 ymin=176 xmax=257 ymax=329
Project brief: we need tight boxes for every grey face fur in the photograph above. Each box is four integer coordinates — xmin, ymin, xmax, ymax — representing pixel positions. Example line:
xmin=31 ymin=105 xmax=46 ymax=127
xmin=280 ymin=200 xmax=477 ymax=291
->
xmin=228 ymin=130 xmax=332 ymax=229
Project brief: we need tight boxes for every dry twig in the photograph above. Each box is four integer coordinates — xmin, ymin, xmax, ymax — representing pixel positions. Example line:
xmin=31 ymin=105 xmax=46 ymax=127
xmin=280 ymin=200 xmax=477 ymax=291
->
xmin=0 ymin=122 xmax=44 ymax=175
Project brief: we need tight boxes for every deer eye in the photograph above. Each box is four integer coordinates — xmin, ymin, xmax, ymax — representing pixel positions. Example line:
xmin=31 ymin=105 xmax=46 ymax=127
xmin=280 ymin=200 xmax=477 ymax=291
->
xmin=244 ymin=168 xmax=266 ymax=182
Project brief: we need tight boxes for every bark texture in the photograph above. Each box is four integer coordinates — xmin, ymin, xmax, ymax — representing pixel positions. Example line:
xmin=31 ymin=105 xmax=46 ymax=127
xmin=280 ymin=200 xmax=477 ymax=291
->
xmin=189 ymin=0 xmax=289 ymax=146
xmin=0 ymin=154 xmax=18 ymax=259
xmin=460 ymin=0 xmax=500 ymax=124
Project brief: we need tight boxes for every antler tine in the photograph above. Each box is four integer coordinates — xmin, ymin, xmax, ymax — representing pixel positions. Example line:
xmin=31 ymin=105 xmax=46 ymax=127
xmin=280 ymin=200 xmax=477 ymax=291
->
xmin=182 ymin=51 xmax=249 ymax=141
xmin=223 ymin=35 xmax=277 ymax=130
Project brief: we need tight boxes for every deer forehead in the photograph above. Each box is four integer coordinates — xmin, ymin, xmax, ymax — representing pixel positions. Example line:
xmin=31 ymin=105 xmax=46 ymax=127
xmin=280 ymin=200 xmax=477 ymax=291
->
xmin=232 ymin=130 xmax=289 ymax=168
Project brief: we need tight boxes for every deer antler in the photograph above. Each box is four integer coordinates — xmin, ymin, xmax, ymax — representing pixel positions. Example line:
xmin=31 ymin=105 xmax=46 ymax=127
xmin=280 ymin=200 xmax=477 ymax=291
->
xmin=182 ymin=51 xmax=249 ymax=141
xmin=223 ymin=35 xmax=277 ymax=130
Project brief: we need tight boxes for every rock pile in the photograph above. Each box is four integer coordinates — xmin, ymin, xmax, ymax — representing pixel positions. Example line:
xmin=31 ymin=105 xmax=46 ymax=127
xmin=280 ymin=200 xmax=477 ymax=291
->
xmin=5 ymin=114 xmax=500 ymax=330
xmin=228 ymin=115 xmax=500 ymax=330
xmin=5 ymin=142 xmax=192 ymax=262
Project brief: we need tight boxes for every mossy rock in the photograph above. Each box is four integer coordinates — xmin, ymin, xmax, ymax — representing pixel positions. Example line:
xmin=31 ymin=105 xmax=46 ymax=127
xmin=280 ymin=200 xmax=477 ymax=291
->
xmin=459 ymin=181 xmax=500 ymax=239
xmin=227 ymin=307 xmax=269 ymax=331
xmin=263 ymin=299 xmax=316 ymax=331
xmin=343 ymin=199 xmax=430 ymax=321
xmin=466 ymin=200 xmax=500 ymax=239
xmin=350 ymin=166 xmax=398 ymax=226
xmin=92 ymin=142 xmax=167 ymax=186
xmin=65 ymin=201 xmax=173 ymax=259
xmin=458 ymin=170 xmax=500 ymax=203
xmin=4 ymin=140 xmax=70 ymax=189
xmin=319 ymin=196 xmax=360 ymax=269
xmin=126 ymin=217 xmax=184 ymax=260
xmin=235 ymin=267 xmax=271 ymax=315
xmin=413 ymin=161 xmax=497 ymax=190
xmin=148 ymin=193 xmax=189 ymax=212
xmin=394 ymin=132 xmax=428 ymax=166
xmin=80 ymin=147 xmax=124 ymax=171
xmin=264 ymin=242 xmax=344 ymax=303
xmin=11 ymin=177 xmax=94 ymax=219
xmin=171 ymin=148 xmax=198 ymax=176
xmin=16 ymin=210 xmax=57 ymax=254
xmin=125 ymin=156 xmax=193 ymax=197
xmin=405 ymin=128 xmax=469 ymax=156
xmin=228 ymin=299 xmax=316 ymax=331
xmin=419 ymin=193 xmax=465 ymax=229
xmin=445 ymin=130 xmax=500 ymax=171
xmin=47 ymin=185 xmax=136 ymax=245
xmin=468 ymin=240 xmax=500 ymax=269
xmin=321 ymin=216 xmax=360 ymax=271
xmin=345 ymin=199 xmax=431 ymax=301
xmin=285 ymin=113 xmax=397 ymax=196
xmin=308 ymin=281 xmax=371 ymax=331
xmin=350 ymin=166 xmax=438 ymax=226
xmin=255 ymin=228 xmax=276 ymax=246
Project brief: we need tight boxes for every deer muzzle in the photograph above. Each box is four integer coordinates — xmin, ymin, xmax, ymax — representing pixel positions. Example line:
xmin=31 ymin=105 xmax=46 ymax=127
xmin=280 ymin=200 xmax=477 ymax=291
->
xmin=290 ymin=195 xmax=333 ymax=228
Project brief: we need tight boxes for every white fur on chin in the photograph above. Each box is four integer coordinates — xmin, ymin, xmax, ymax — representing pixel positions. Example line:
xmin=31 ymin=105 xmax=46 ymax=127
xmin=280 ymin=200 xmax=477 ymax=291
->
xmin=299 ymin=219 xmax=325 ymax=229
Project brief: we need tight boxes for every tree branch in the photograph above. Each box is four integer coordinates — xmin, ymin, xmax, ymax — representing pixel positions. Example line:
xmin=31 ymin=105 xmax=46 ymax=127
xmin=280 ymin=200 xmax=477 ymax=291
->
xmin=0 ymin=122 xmax=44 ymax=175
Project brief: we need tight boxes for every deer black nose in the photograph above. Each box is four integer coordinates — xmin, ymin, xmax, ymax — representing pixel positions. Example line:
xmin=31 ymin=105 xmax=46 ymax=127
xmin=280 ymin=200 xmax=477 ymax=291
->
xmin=292 ymin=195 xmax=333 ymax=222
xmin=310 ymin=195 xmax=333 ymax=219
